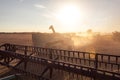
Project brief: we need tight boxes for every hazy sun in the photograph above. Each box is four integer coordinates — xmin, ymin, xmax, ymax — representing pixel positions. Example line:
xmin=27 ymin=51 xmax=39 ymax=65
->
xmin=56 ymin=4 xmax=81 ymax=31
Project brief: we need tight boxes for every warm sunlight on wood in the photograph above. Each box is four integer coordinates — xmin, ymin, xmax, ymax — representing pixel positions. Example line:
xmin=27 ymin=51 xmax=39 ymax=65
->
xmin=56 ymin=4 xmax=81 ymax=31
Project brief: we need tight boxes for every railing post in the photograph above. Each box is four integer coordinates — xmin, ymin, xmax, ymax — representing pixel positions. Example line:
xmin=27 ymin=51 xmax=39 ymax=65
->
xmin=49 ymin=67 xmax=53 ymax=78
xmin=92 ymin=54 xmax=98 ymax=80
xmin=95 ymin=54 xmax=98 ymax=70
xmin=24 ymin=46 xmax=27 ymax=70
xmin=49 ymin=49 xmax=53 ymax=78
xmin=3 ymin=44 xmax=10 ymax=64
xmin=5 ymin=44 xmax=9 ymax=51
xmin=12 ymin=45 xmax=16 ymax=52
xmin=49 ymin=49 xmax=52 ymax=59
xmin=24 ymin=46 xmax=27 ymax=56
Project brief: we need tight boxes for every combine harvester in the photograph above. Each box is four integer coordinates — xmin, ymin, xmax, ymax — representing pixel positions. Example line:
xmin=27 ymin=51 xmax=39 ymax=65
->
xmin=32 ymin=25 xmax=74 ymax=50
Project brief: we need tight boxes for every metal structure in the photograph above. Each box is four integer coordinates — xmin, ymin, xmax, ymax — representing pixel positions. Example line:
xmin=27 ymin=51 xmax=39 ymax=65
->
xmin=49 ymin=25 xmax=56 ymax=33
xmin=0 ymin=43 xmax=120 ymax=80
xmin=32 ymin=33 xmax=74 ymax=50
xmin=32 ymin=26 xmax=74 ymax=50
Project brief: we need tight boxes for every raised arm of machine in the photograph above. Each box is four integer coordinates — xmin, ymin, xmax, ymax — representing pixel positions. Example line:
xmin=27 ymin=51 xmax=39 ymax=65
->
xmin=49 ymin=25 xmax=56 ymax=33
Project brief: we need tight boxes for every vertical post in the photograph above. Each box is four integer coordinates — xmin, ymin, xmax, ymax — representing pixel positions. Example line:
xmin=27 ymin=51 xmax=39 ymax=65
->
xmin=95 ymin=54 xmax=98 ymax=70
xmin=49 ymin=67 xmax=53 ymax=78
xmin=4 ymin=44 xmax=10 ymax=64
xmin=4 ymin=44 xmax=10 ymax=51
xmin=92 ymin=54 xmax=98 ymax=80
xmin=12 ymin=45 xmax=16 ymax=52
xmin=24 ymin=46 xmax=27 ymax=56
xmin=5 ymin=44 xmax=8 ymax=51
xmin=83 ymin=53 xmax=85 ymax=65
xmin=49 ymin=49 xmax=52 ymax=59
xmin=63 ymin=51 xmax=65 ymax=60
xmin=89 ymin=53 xmax=91 ymax=66
xmin=8 ymin=44 xmax=11 ymax=51
xmin=4 ymin=44 xmax=7 ymax=63
xmin=24 ymin=46 xmax=27 ymax=70
xmin=49 ymin=49 xmax=53 ymax=78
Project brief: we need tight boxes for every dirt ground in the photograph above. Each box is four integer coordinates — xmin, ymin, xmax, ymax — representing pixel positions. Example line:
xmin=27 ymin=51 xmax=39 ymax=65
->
xmin=0 ymin=33 xmax=32 ymax=46
xmin=74 ymin=35 xmax=120 ymax=55
xmin=0 ymin=33 xmax=120 ymax=55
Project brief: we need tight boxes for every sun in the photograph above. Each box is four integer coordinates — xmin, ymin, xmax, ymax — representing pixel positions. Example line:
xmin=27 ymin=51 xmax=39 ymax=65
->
xmin=56 ymin=4 xmax=81 ymax=31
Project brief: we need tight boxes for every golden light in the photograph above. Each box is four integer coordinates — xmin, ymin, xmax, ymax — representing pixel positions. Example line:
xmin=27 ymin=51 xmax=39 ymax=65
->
xmin=72 ymin=32 xmax=94 ymax=47
xmin=56 ymin=4 xmax=81 ymax=31
xmin=86 ymin=48 xmax=96 ymax=59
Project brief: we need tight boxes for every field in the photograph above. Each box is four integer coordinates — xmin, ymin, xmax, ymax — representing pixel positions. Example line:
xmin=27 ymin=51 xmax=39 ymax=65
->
xmin=0 ymin=33 xmax=32 ymax=46
xmin=73 ymin=34 xmax=120 ymax=55
xmin=0 ymin=32 xmax=120 ymax=55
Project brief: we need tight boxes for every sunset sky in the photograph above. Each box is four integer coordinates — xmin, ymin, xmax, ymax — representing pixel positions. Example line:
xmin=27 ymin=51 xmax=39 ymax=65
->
xmin=0 ymin=0 xmax=120 ymax=33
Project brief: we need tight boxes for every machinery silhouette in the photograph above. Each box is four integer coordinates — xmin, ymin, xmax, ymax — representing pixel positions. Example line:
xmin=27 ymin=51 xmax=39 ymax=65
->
xmin=32 ymin=25 xmax=74 ymax=50
xmin=49 ymin=25 xmax=55 ymax=33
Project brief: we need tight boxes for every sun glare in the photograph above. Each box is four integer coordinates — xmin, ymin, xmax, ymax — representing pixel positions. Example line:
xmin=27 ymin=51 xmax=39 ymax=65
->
xmin=56 ymin=4 xmax=81 ymax=31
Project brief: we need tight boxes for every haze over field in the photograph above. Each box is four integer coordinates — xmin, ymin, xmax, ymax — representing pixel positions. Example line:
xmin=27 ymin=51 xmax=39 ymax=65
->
xmin=0 ymin=32 xmax=120 ymax=56
xmin=0 ymin=0 xmax=120 ymax=32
